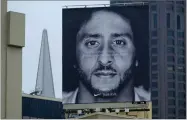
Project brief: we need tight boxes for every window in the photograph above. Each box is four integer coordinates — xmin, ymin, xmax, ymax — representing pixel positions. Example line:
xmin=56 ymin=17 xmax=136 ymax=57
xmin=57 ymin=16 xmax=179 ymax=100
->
xmin=152 ymin=56 xmax=157 ymax=62
xmin=176 ymin=1 xmax=185 ymax=5
xmin=167 ymin=56 xmax=175 ymax=62
xmin=167 ymin=47 xmax=175 ymax=54
xmin=167 ymin=64 xmax=175 ymax=71
xmin=168 ymin=108 xmax=175 ymax=114
xmin=178 ymin=92 xmax=185 ymax=99
xmin=152 ymin=48 xmax=158 ymax=54
xmin=177 ymin=49 xmax=185 ymax=55
xmin=178 ymin=40 xmax=184 ymax=47
xmin=167 ymin=30 xmax=174 ymax=37
xmin=176 ymin=7 xmax=185 ymax=12
xmin=152 ymin=108 xmax=158 ymax=115
xmin=177 ymin=32 xmax=184 ymax=38
xmin=151 ymin=5 xmax=157 ymax=11
xmin=167 ymin=38 xmax=175 ymax=45
xmin=178 ymin=74 xmax=185 ymax=81
xmin=178 ymin=100 xmax=186 ymax=107
xmin=166 ymin=4 xmax=174 ymax=11
xmin=178 ymin=83 xmax=186 ymax=91
xmin=152 ymin=91 xmax=158 ymax=97
xmin=153 ymin=13 xmax=157 ymax=28
xmin=168 ymin=99 xmax=175 ymax=106
xmin=167 ymin=13 xmax=171 ymax=28
xmin=152 ymin=99 xmax=158 ymax=105
xmin=168 ymin=116 xmax=176 ymax=119
xmin=152 ymin=82 xmax=158 ymax=89
xmin=152 ymin=73 xmax=158 ymax=79
xmin=177 ymin=66 xmax=185 ymax=72
xmin=168 ymin=73 xmax=175 ymax=79
xmin=178 ymin=109 xmax=186 ymax=117
xmin=152 ymin=31 xmax=157 ymax=37
xmin=168 ymin=91 xmax=175 ymax=97
xmin=152 ymin=65 xmax=158 ymax=71
xmin=178 ymin=57 xmax=185 ymax=64
xmin=168 ymin=82 xmax=175 ymax=89
xmin=151 ymin=39 xmax=157 ymax=45
xmin=177 ymin=15 xmax=181 ymax=29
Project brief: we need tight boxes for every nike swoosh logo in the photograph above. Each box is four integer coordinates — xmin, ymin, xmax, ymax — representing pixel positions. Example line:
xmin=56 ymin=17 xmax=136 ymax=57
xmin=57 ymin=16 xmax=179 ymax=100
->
xmin=94 ymin=94 xmax=101 ymax=96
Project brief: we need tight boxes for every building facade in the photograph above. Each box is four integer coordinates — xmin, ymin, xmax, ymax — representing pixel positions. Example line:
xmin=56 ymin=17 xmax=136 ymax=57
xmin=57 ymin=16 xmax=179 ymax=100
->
xmin=110 ymin=0 xmax=186 ymax=119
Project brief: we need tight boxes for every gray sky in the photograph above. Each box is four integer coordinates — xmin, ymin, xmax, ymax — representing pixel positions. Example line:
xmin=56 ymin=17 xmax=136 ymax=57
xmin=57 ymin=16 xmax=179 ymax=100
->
xmin=8 ymin=1 xmax=110 ymax=99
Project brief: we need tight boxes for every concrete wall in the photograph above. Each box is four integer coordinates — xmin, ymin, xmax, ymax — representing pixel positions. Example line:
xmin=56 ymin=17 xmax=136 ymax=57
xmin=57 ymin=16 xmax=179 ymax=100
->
xmin=1 ymin=0 xmax=25 ymax=118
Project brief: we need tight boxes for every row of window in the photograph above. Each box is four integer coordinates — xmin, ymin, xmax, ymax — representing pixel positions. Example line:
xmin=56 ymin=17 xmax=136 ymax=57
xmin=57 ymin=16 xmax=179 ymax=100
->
xmin=151 ymin=56 xmax=185 ymax=64
xmin=152 ymin=5 xmax=184 ymax=30
xmin=152 ymin=99 xmax=186 ymax=108
xmin=151 ymin=48 xmax=185 ymax=56
xmin=152 ymin=38 xmax=185 ymax=47
xmin=151 ymin=73 xmax=185 ymax=80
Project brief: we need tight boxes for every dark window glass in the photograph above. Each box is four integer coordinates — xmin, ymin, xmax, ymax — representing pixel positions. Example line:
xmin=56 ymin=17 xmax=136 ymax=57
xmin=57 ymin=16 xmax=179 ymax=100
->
xmin=178 ymin=49 xmax=185 ymax=55
xmin=177 ymin=32 xmax=184 ymax=38
xmin=152 ymin=82 xmax=158 ymax=89
xmin=178 ymin=40 xmax=184 ymax=47
xmin=167 ymin=56 xmax=175 ymax=62
xmin=168 ymin=82 xmax=175 ymax=89
xmin=178 ymin=92 xmax=185 ymax=99
xmin=168 ymin=108 xmax=175 ymax=114
xmin=166 ymin=4 xmax=174 ymax=11
xmin=177 ymin=66 xmax=185 ymax=72
xmin=168 ymin=99 xmax=175 ymax=106
xmin=152 ymin=31 xmax=157 ymax=37
xmin=176 ymin=1 xmax=185 ymax=5
xmin=153 ymin=14 xmax=157 ymax=28
xmin=167 ymin=64 xmax=175 ymax=71
xmin=151 ymin=5 xmax=157 ymax=11
xmin=178 ymin=83 xmax=186 ymax=91
xmin=152 ymin=99 xmax=158 ymax=105
xmin=167 ymin=38 xmax=175 ymax=45
xmin=178 ymin=109 xmax=186 ymax=117
xmin=151 ymin=39 xmax=157 ymax=45
xmin=167 ymin=30 xmax=174 ymax=37
xmin=152 ymin=108 xmax=158 ymax=114
xmin=152 ymin=91 xmax=158 ymax=97
xmin=168 ymin=116 xmax=176 ymax=119
xmin=152 ymin=48 xmax=157 ymax=54
xmin=168 ymin=73 xmax=175 ymax=79
xmin=152 ymin=65 xmax=158 ymax=71
xmin=178 ymin=57 xmax=185 ymax=64
xmin=177 ymin=15 xmax=181 ymax=30
xmin=152 ymin=56 xmax=157 ymax=62
xmin=167 ymin=47 xmax=175 ymax=54
xmin=178 ymin=100 xmax=186 ymax=107
xmin=152 ymin=73 xmax=158 ymax=79
xmin=167 ymin=13 xmax=170 ymax=28
xmin=168 ymin=91 xmax=175 ymax=97
xmin=178 ymin=74 xmax=185 ymax=81
xmin=176 ymin=7 xmax=185 ymax=12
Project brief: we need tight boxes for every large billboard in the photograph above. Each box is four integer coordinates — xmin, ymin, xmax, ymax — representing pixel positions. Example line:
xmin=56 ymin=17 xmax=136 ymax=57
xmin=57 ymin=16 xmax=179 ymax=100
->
xmin=62 ymin=5 xmax=150 ymax=104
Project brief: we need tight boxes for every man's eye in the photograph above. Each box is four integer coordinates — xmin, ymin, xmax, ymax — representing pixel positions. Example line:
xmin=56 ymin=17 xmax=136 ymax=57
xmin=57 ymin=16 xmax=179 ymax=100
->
xmin=113 ymin=40 xmax=126 ymax=46
xmin=85 ymin=41 xmax=100 ymax=48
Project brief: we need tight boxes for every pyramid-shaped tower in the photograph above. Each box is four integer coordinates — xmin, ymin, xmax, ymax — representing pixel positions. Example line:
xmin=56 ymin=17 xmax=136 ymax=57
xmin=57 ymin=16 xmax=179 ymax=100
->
xmin=34 ymin=29 xmax=55 ymax=98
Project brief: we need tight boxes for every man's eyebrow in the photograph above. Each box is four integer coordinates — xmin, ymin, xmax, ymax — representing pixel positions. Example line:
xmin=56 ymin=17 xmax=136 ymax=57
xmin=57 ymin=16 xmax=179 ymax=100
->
xmin=78 ymin=33 xmax=102 ymax=41
xmin=111 ymin=33 xmax=133 ymax=40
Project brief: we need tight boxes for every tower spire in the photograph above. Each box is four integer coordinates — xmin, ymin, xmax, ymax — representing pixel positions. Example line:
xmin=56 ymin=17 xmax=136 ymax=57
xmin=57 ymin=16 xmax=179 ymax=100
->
xmin=33 ymin=29 xmax=55 ymax=98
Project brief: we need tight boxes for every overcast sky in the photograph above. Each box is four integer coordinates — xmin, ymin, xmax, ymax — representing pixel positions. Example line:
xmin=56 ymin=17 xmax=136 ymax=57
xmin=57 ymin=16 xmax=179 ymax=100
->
xmin=7 ymin=1 xmax=110 ymax=99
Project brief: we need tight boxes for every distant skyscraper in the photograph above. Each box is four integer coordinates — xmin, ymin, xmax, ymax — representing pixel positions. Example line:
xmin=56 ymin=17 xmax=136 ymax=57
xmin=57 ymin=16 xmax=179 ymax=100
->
xmin=110 ymin=0 xmax=186 ymax=119
xmin=34 ymin=29 xmax=55 ymax=98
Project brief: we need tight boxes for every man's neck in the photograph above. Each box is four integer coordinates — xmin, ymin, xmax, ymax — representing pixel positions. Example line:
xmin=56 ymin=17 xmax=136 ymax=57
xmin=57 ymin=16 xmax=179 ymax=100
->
xmin=76 ymin=80 xmax=134 ymax=103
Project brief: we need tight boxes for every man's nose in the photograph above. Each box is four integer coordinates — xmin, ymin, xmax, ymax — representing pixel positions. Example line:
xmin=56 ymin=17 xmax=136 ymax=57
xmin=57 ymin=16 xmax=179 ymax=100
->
xmin=98 ymin=48 xmax=114 ymax=66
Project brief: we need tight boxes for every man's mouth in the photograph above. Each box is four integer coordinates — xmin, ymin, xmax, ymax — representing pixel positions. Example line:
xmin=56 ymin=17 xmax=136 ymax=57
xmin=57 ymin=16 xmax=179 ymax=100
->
xmin=94 ymin=70 xmax=117 ymax=77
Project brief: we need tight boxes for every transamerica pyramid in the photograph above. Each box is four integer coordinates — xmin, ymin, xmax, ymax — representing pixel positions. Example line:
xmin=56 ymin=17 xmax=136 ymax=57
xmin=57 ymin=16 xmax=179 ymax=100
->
xmin=33 ymin=29 xmax=55 ymax=98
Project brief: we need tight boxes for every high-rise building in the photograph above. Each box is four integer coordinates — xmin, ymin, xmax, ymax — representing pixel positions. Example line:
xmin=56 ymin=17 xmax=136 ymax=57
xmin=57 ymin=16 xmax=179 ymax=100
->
xmin=110 ymin=0 xmax=186 ymax=119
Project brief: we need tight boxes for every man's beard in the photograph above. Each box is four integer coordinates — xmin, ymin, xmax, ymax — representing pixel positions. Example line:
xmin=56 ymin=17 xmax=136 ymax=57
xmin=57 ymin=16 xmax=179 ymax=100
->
xmin=77 ymin=64 xmax=134 ymax=98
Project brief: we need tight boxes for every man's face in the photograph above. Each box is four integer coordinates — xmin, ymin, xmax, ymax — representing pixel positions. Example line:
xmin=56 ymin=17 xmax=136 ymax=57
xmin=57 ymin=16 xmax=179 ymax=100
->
xmin=76 ymin=10 xmax=135 ymax=96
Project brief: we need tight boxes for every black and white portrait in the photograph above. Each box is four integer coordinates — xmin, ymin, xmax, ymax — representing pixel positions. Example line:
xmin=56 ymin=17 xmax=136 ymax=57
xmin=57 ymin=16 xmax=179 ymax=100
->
xmin=62 ymin=5 xmax=150 ymax=104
